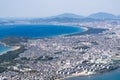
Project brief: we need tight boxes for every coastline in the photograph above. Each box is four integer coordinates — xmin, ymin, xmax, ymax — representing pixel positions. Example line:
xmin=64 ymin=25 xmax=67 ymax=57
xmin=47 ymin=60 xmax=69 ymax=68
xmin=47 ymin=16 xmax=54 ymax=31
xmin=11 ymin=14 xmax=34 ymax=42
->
xmin=56 ymin=71 xmax=95 ymax=80
xmin=64 ymin=68 xmax=120 ymax=80
xmin=0 ymin=24 xmax=87 ymax=39
xmin=0 ymin=41 xmax=21 ymax=55
xmin=0 ymin=24 xmax=119 ymax=80
xmin=33 ymin=26 xmax=88 ymax=39
xmin=59 ymin=66 xmax=120 ymax=80
xmin=66 ymin=27 xmax=107 ymax=37
xmin=59 ymin=26 xmax=88 ymax=37
xmin=0 ymin=46 xmax=21 ymax=55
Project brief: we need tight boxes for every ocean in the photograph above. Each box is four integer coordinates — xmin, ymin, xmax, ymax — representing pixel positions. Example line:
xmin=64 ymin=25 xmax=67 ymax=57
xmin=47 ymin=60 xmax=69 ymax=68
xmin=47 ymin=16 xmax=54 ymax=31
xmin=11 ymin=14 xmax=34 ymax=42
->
xmin=0 ymin=44 xmax=12 ymax=54
xmin=0 ymin=24 xmax=84 ymax=38
xmin=0 ymin=24 xmax=84 ymax=54
xmin=65 ymin=68 xmax=120 ymax=80
xmin=0 ymin=24 xmax=120 ymax=79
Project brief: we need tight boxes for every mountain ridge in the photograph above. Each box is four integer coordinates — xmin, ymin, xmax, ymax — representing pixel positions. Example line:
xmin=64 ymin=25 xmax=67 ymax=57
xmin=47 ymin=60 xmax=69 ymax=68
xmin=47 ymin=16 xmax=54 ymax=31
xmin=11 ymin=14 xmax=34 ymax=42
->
xmin=88 ymin=12 xmax=117 ymax=20
xmin=45 ymin=12 xmax=120 ymax=20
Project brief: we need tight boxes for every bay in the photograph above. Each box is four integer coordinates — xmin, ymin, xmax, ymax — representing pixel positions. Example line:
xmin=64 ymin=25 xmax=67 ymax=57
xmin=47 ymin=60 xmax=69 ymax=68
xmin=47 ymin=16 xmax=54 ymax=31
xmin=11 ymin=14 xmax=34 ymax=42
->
xmin=0 ymin=24 xmax=84 ymax=54
xmin=0 ymin=44 xmax=12 ymax=54
xmin=0 ymin=25 xmax=84 ymax=38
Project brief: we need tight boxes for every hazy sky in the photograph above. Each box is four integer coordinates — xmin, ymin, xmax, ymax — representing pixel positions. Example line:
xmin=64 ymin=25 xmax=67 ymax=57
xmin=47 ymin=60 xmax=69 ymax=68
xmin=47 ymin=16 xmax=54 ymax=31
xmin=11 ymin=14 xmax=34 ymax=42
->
xmin=0 ymin=0 xmax=119 ymax=18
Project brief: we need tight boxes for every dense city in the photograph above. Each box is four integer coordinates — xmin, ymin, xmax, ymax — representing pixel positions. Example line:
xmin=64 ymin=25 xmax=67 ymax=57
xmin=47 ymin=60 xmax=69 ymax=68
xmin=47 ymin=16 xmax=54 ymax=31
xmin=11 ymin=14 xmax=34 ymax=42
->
xmin=0 ymin=19 xmax=120 ymax=80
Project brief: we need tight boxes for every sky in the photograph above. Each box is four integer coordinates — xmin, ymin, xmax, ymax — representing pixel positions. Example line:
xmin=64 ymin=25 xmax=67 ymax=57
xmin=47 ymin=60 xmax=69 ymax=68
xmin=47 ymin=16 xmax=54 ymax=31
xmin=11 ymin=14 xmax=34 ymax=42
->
xmin=0 ymin=0 xmax=119 ymax=18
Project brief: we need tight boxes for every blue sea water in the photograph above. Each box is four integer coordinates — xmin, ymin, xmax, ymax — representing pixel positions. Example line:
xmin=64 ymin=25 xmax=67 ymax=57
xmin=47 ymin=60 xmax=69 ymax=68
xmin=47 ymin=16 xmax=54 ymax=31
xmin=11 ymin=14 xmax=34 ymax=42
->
xmin=0 ymin=44 xmax=12 ymax=54
xmin=0 ymin=25 xmax=84 ymax=38
xmin=65 ymin=68 xmax=120 ymax=80
xmin=0 ymin=24 xmax=84 ymax=54
xmin=0 ymin=24 xmax=120 ymax=79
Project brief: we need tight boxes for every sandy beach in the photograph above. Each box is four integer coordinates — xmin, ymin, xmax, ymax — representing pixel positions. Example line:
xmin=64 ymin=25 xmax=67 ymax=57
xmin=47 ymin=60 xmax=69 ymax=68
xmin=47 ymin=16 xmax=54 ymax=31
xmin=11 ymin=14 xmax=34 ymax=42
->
xmin=0 ymin=46 xmax=21 ymax=55
xmin=56 ymin=71 xmax=95 ymax=80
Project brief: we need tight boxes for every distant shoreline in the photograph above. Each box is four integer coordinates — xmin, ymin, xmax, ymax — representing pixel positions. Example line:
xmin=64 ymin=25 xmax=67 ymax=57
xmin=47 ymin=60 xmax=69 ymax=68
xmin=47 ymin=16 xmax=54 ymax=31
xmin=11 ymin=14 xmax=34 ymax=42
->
xmin=0 ymin=24 xmax=85 ymax=39
xmin=66 ymin=27 xmax=107 ymax=37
